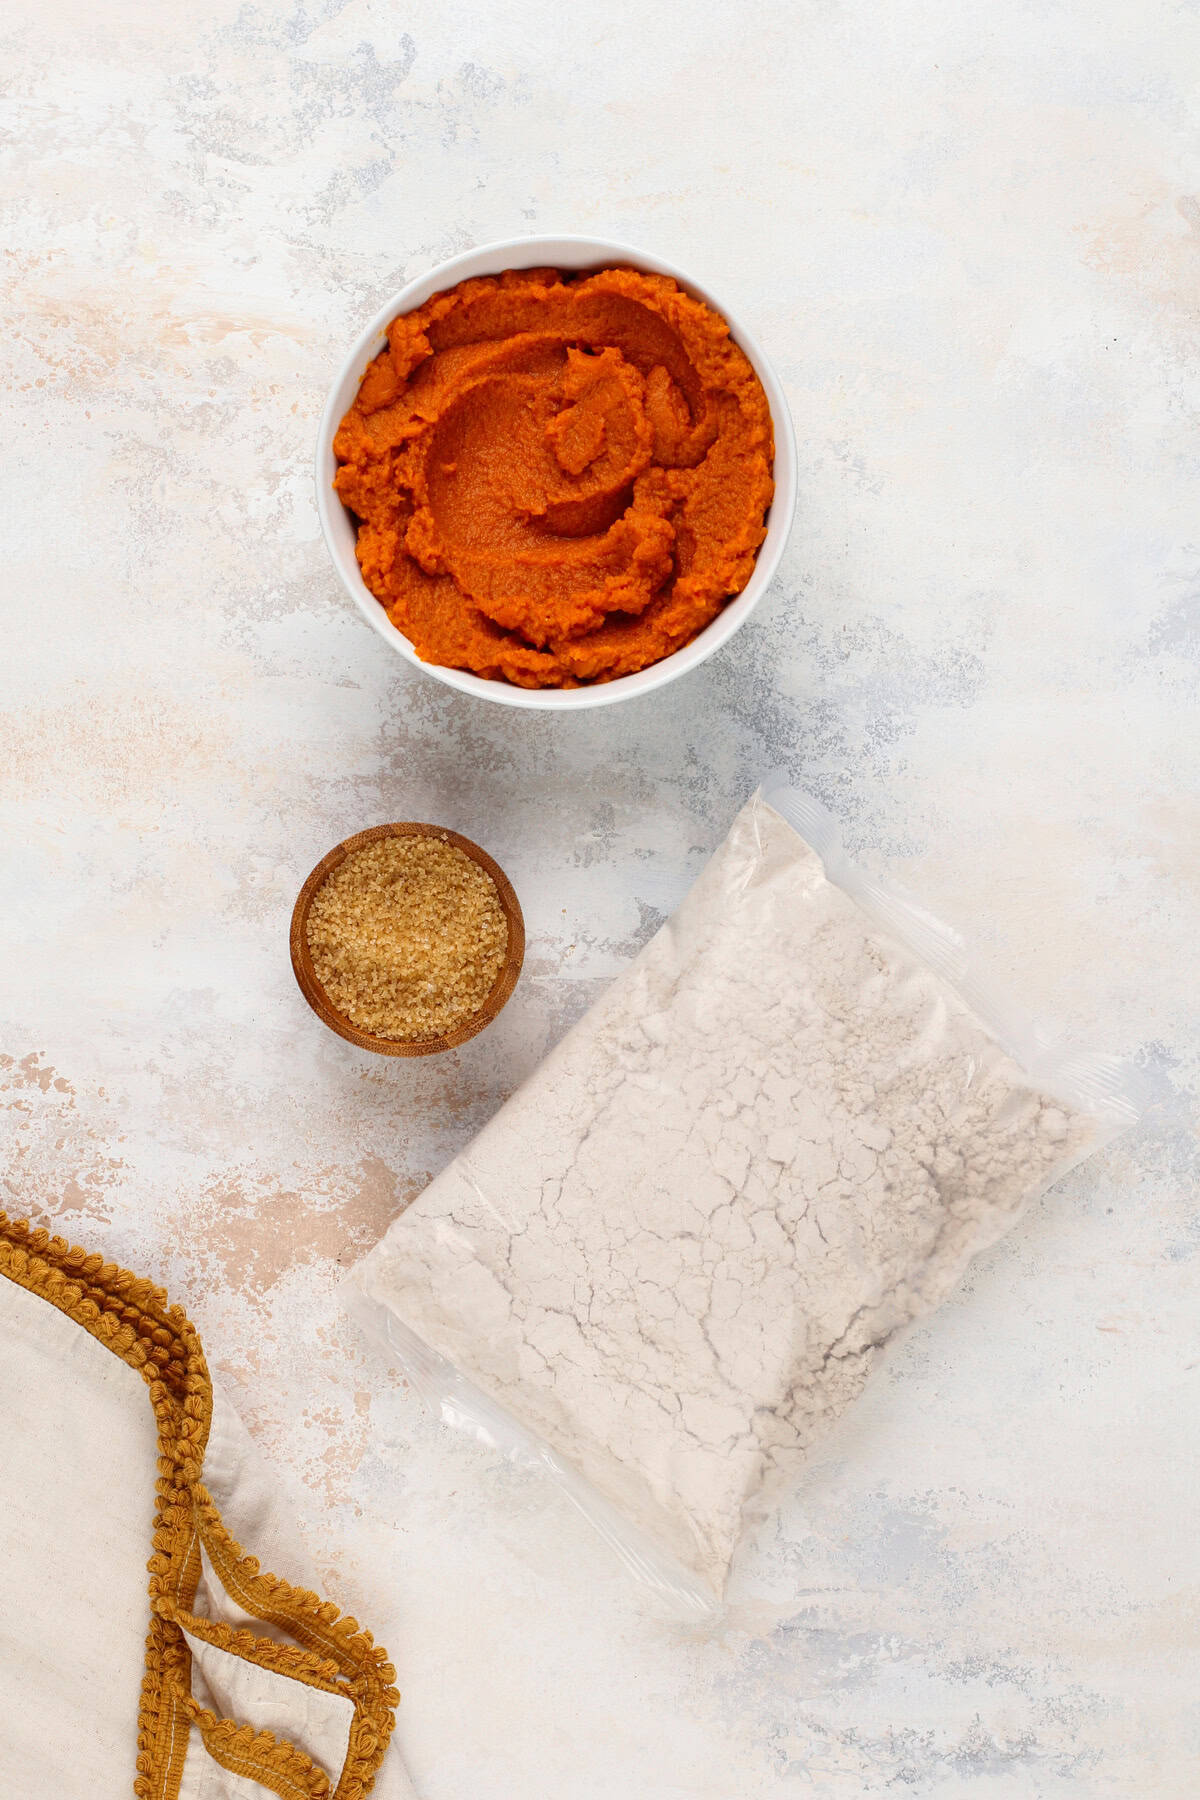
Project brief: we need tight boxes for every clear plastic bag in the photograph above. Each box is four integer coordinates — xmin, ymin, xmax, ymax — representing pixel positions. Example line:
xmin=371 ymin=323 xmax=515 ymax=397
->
xmin=347 ymin=781 xmax=1139 ymax=1618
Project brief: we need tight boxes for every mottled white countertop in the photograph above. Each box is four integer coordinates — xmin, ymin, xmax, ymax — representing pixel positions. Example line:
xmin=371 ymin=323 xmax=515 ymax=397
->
xmin=3 ymin=2 xmax=1198 ymax=1794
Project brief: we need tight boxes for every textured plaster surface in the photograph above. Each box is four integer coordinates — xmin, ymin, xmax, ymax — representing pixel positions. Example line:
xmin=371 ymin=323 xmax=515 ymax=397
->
xmin=1 ymin=2 xmax=1198 ymax=1795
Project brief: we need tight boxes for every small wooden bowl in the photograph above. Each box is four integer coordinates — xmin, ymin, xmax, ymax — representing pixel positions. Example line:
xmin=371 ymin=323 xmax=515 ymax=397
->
xmin=290 ymin=822 xmax=525 ymax=1057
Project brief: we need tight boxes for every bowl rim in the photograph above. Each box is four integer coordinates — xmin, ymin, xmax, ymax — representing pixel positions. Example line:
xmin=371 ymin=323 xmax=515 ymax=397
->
xmin=315 ymin=232 xmax=797 ymax=711
xmin=290 ymin=822 xmax=525 ymax=1057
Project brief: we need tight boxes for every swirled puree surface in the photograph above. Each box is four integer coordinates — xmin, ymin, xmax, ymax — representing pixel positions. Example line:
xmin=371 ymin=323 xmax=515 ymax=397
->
xmin=333 ymin=267 xmax=775 ymax=687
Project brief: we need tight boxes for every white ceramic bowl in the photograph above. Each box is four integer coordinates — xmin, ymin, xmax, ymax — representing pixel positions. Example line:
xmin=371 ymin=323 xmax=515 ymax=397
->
xmin=315 ymin=235 xmax=797 ymax=711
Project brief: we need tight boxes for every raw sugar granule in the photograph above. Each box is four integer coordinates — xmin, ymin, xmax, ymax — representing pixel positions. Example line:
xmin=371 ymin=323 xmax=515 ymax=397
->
xmin=306 ymin=835 xmax=507 ymax=1041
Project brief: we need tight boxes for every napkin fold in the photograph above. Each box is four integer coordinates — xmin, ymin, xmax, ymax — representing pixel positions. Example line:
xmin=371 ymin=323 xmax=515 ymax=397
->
xmin=0 ymin=1214 xmax=408 ymax=1800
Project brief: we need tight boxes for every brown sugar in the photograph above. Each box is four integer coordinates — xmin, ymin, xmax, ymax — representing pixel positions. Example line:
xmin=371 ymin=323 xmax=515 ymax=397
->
xmin=305 ymin=835 xmax=508 ymax=1041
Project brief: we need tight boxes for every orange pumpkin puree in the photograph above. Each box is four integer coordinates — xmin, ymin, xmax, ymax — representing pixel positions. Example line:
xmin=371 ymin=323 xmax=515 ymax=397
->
xmin=333 ymin=267 xmax=775 ymax=688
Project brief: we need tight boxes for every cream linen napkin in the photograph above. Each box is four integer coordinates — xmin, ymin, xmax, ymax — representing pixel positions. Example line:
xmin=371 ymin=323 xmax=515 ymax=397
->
xmin=0 ymin=1216 xmax=414 ymax=1800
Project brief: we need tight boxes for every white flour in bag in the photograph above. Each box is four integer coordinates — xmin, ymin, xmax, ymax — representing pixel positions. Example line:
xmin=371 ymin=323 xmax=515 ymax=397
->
xmin=354 ymin=794 xmax=1098 ymax=1595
